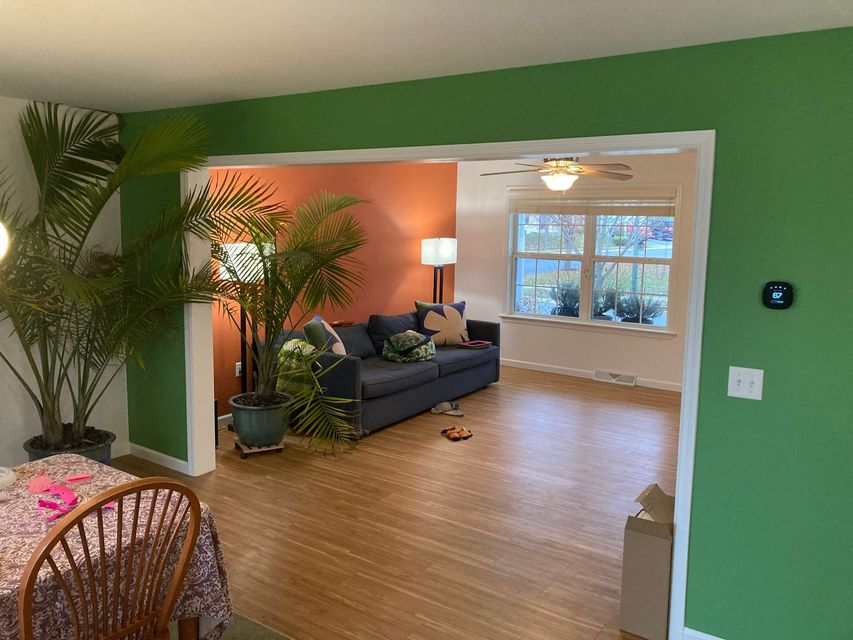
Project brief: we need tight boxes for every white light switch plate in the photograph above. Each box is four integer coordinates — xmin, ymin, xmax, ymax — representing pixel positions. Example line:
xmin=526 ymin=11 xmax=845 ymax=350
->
xmin=727 ymin=366 xmax=764 ymax=400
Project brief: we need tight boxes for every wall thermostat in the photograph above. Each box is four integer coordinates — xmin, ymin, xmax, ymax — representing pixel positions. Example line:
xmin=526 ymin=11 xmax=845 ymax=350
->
xmin=762 ymin=281 xmax=794 ymax=309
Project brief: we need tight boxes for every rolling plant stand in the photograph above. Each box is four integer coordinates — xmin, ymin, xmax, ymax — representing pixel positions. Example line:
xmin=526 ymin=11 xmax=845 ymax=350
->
xmin=234 ymin=439 xmax=285 ymax=460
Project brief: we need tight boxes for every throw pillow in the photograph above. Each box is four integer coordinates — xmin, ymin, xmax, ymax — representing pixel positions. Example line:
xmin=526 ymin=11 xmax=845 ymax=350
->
xmin=366 ymin=311 xmax=418 ymax=355
xmin=383 ymin=330 xmax=436 ymax=363
xmin=276 ymin=339 xmax=316 ymax=392
xmin=303 ymin=315 xmax=346 ymax=355
xmin=415 ymin=300 xmax=469 ymax=346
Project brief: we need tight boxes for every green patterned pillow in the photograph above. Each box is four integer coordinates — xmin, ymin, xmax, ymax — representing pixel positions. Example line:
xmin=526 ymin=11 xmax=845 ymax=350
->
xmin=276 ymin=339 xmax=315 ymax=391
xmin=382 ymin=330 xmax=436 ymax=363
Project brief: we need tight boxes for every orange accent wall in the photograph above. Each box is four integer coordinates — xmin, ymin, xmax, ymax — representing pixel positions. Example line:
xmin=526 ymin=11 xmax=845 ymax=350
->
xmin=211 ymin=162 xmax=457 ymax=414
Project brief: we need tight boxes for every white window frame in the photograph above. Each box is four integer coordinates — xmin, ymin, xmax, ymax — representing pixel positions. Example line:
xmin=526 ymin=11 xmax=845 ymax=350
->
xmin=506 ymin=186 xmax=681 ymax=333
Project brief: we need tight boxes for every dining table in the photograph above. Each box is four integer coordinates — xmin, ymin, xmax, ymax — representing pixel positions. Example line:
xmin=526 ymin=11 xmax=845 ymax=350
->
xmin=0 ymin=454 xmax=232 ymax=640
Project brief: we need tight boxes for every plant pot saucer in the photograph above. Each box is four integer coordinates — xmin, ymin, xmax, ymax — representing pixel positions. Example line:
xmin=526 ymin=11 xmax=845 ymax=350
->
xmin=233 ymin=439 xmax=285 ymax=460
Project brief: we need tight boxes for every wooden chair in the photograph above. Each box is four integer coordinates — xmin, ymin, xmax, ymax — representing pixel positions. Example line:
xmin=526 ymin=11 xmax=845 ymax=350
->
xmin=18 ymin=477 xmax=201 ymax=640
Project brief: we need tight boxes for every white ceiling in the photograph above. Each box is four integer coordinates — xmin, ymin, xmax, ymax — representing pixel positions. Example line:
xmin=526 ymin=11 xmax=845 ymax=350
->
xmin=1 ymin=0 xmax=852 ymax=112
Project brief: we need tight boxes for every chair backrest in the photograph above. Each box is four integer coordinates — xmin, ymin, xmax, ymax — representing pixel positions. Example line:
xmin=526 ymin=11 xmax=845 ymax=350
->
xmin=18 ymin=477 xmax=201 ymax=640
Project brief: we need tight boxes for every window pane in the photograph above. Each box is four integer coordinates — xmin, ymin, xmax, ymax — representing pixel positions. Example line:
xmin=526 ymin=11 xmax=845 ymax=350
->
xmin=558 ymin=260 xmax=582 ymax=288
xmin=593 ymin=261 xmax=617 ymax=291
xmin=514 ymin=286 xmax=535 ymax=313
xmin=645 ymin=217 xmax=674 ymax=259
xmin=561 ymin=222 xmax=585 ymax=255
xmin=591 ymin=289 xmax=617 ymax=320
xmin=517 ymin=225 xmax=540 ymax=252
xmin=550 ymin=284 xmax=580 ymax=317
xmin=552 ymin=260 xmax=582 ymax=318
xmin=540 ymin=224 xmax=562 ymax=253
xmin=595 ymin=217 xmax=621 ymax=255
xmin=615 ymin=293 xmax=643 ymax=323
xmin=642 ymin=264 xmax=670 ymax=295
xmin=535 ymin=289 xmax=555 ymax=315
xmin=642 ymin=295 xmax=668 ymax=326
xmin=615 ymin=262 xmax=642 ymax=295
xmin=515 ymin=258 xmax=537 ymax=287
xmin=534 ymin=259 xmax=559 ymax=288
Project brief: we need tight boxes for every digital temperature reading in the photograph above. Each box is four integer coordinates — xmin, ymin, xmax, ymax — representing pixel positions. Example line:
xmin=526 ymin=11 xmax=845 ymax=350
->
xmin=762 ymin=281 xmax=794 ymax=310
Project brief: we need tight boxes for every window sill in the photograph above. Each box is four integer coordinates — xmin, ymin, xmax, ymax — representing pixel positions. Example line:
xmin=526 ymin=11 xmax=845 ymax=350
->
xmin=498 ymin=313 xmax=678 ymax=339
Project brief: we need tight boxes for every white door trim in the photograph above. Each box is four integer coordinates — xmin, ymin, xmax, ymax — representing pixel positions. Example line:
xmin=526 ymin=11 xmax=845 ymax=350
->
xmin=181 ymin=130 xmax=716 ymax=640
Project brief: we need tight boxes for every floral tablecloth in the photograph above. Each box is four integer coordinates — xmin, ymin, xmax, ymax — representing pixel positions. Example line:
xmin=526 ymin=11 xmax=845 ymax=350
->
xmin=0 ymin=454 xmax=231 ymax=639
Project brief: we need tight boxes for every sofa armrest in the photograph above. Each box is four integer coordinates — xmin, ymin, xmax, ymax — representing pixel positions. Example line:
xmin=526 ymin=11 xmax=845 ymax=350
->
xmin=315 ymin=352 xmax=362 ymax=401
xmin=467 ymin=319 xmax=500 ymax=347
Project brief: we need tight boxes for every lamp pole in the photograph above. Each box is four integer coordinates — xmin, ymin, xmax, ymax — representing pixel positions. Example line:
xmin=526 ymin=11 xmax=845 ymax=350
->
xmin=423 ymin=237 xmax=456 ymax=304
xmin=239 ymin=307 xmax=248 ymax=394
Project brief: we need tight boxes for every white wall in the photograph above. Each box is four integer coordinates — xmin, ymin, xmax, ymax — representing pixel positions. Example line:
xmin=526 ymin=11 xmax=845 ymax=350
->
xmin=0 ymin=96 xmax=129 ymax=465
xmin=455 ymin=151 xmax=697 ymax=390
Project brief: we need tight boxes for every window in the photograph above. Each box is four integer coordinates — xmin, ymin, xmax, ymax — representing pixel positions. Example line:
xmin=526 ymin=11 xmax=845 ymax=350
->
xmin=509 ymin=191 xmax=677 ymax=329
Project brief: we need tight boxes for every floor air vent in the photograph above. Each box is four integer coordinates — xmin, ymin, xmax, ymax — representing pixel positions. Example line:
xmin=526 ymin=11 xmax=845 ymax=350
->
xmin=593 ymin=370 xmax=638 ymax=386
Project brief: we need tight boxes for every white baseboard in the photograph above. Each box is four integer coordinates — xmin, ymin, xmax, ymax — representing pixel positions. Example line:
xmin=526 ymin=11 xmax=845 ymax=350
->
xmin=111 ymin=439 xmax=130 ymax=458
xmin=684 ymin=629 xmax=725 ymax=640
xmin=500 ymin=358 xmax=682 ymax=392
xmin=128 ymin=443 xmax=191 ymax=475
xmin=217 ymin=413 xmax=232 ymax=429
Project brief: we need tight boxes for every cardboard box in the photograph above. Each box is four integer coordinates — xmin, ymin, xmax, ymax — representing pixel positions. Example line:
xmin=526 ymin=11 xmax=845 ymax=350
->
xmin=619 ymin=484 xmax=675 ymax=640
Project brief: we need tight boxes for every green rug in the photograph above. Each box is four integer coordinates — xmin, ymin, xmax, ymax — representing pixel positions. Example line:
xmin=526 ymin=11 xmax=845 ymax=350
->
xmin=223 ymin=613 xmax=292 ymax=639
xmin=169 ymin=614 xmax=291 ymax=639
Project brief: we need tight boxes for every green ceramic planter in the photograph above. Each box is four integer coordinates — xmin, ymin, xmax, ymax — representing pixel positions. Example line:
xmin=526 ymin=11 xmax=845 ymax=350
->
xmin=229 ymin=394 xmax=290 ymax=447
xmin=23 ymin=429 xmax=116 ymax=464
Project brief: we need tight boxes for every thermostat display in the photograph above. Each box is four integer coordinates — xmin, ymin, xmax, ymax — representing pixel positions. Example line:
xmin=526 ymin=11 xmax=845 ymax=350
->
xmin=762 ymin=281 xmax=794 ymax=309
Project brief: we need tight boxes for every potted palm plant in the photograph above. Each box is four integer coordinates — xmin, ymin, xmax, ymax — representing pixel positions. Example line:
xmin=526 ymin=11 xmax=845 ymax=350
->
xmin=214 ymin=191 xmax=368 ymax=450
xmin=0 ymin=102 xmax=278 ymax=462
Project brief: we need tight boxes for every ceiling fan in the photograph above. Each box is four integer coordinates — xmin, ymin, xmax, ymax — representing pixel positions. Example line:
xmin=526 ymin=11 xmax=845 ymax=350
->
xmin=480 ymin=157 xmax=633 ymax=191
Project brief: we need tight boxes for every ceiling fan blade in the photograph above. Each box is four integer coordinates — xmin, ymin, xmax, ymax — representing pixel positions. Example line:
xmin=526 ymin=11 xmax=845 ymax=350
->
xmin=515 ymin=163 xmax=544 ymax=168
xmin=480 ymin=169 xmax=542 ymax=176
xmin=580 ymin=168 xmax=634 ymax=181
xmin=576 ymin=163 xmax=632 ymax=170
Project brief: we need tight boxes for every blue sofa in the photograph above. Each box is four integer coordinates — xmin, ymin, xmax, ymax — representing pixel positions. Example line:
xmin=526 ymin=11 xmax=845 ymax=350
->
xmin=285 ymin=311 xmax=500 ymax=435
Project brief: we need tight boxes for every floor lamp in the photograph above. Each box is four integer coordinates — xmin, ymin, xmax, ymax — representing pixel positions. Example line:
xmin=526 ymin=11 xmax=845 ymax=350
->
xmin=421 ymin=238 xmax=457 ymax=303
xmin=220 ymin=242 xmax=267 ymax=394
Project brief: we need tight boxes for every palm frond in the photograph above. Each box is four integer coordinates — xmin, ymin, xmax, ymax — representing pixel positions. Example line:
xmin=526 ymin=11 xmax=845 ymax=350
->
xmin=112 ymin=113 xmax=208 ymax=182
xmin=19 ymin=102 xmax=120 ymax=204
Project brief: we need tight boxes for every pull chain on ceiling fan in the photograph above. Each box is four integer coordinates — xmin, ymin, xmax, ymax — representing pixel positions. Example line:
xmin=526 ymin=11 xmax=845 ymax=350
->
xmin=480 ymin=157 xmax=633 ymax=191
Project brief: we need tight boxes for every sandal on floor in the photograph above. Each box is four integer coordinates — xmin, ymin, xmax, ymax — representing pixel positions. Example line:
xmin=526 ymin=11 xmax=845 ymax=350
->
xmin=455 ymin=427 xmax=474 ymax=440
xmin=431 ymin=402 xmax=465 ymax=417
xmin=442 ymin=427 xmax=463 ymax=441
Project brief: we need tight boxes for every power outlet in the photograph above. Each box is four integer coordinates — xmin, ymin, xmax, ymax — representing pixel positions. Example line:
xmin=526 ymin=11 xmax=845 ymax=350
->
xmin=727 ymin=366 xmax=763 ymax=400
xmin=235 ymin=362 xmax=242 ymax=378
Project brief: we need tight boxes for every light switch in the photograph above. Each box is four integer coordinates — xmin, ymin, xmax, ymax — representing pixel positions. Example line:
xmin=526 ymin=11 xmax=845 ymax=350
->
xmin=727 ymin=366 xmax=763 ymax=400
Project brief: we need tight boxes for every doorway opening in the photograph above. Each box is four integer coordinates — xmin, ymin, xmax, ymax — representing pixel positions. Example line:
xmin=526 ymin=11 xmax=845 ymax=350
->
xmin=181 ymin=130 xmax=715 ymax=639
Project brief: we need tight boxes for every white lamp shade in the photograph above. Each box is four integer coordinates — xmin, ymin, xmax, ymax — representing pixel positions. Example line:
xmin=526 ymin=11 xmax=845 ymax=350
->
xmin=421 ymin=237 xmax=457 ymax=266
xmin=219 ymin=241 xmax=273 ymax=282
xmin=541 ymin=173 xmax=579 ymax=191
xmin=0 ymin=222 xmax=9 ymax=260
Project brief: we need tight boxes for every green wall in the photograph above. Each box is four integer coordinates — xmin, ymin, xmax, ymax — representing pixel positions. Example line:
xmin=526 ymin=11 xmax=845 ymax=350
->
xmin=120 ymin=28 xmax=853 ymax=639
xmin=119 ymin=171 xmax=189 ymax=460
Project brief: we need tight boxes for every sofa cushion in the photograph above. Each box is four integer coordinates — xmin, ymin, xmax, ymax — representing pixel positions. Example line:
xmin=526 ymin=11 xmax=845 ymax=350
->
xmin=431 ymin=345 xmax=499 ymax=377
xmin=367 ymin=311 xmax=418 ymax=355
xmin=336 ymin=323 xmax=376 ymax=358
xmin=360 ymin=357 xmax=439 ymax=399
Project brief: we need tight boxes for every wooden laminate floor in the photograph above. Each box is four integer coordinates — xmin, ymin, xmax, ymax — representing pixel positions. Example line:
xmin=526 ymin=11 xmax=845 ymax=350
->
xmin=114 ymin=366 xmax=680 ymax=640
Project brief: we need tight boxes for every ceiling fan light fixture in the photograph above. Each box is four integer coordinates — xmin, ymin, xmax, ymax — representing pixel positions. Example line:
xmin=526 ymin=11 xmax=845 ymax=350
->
xmin=541 ymin=172 xmax=579 ymax=191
